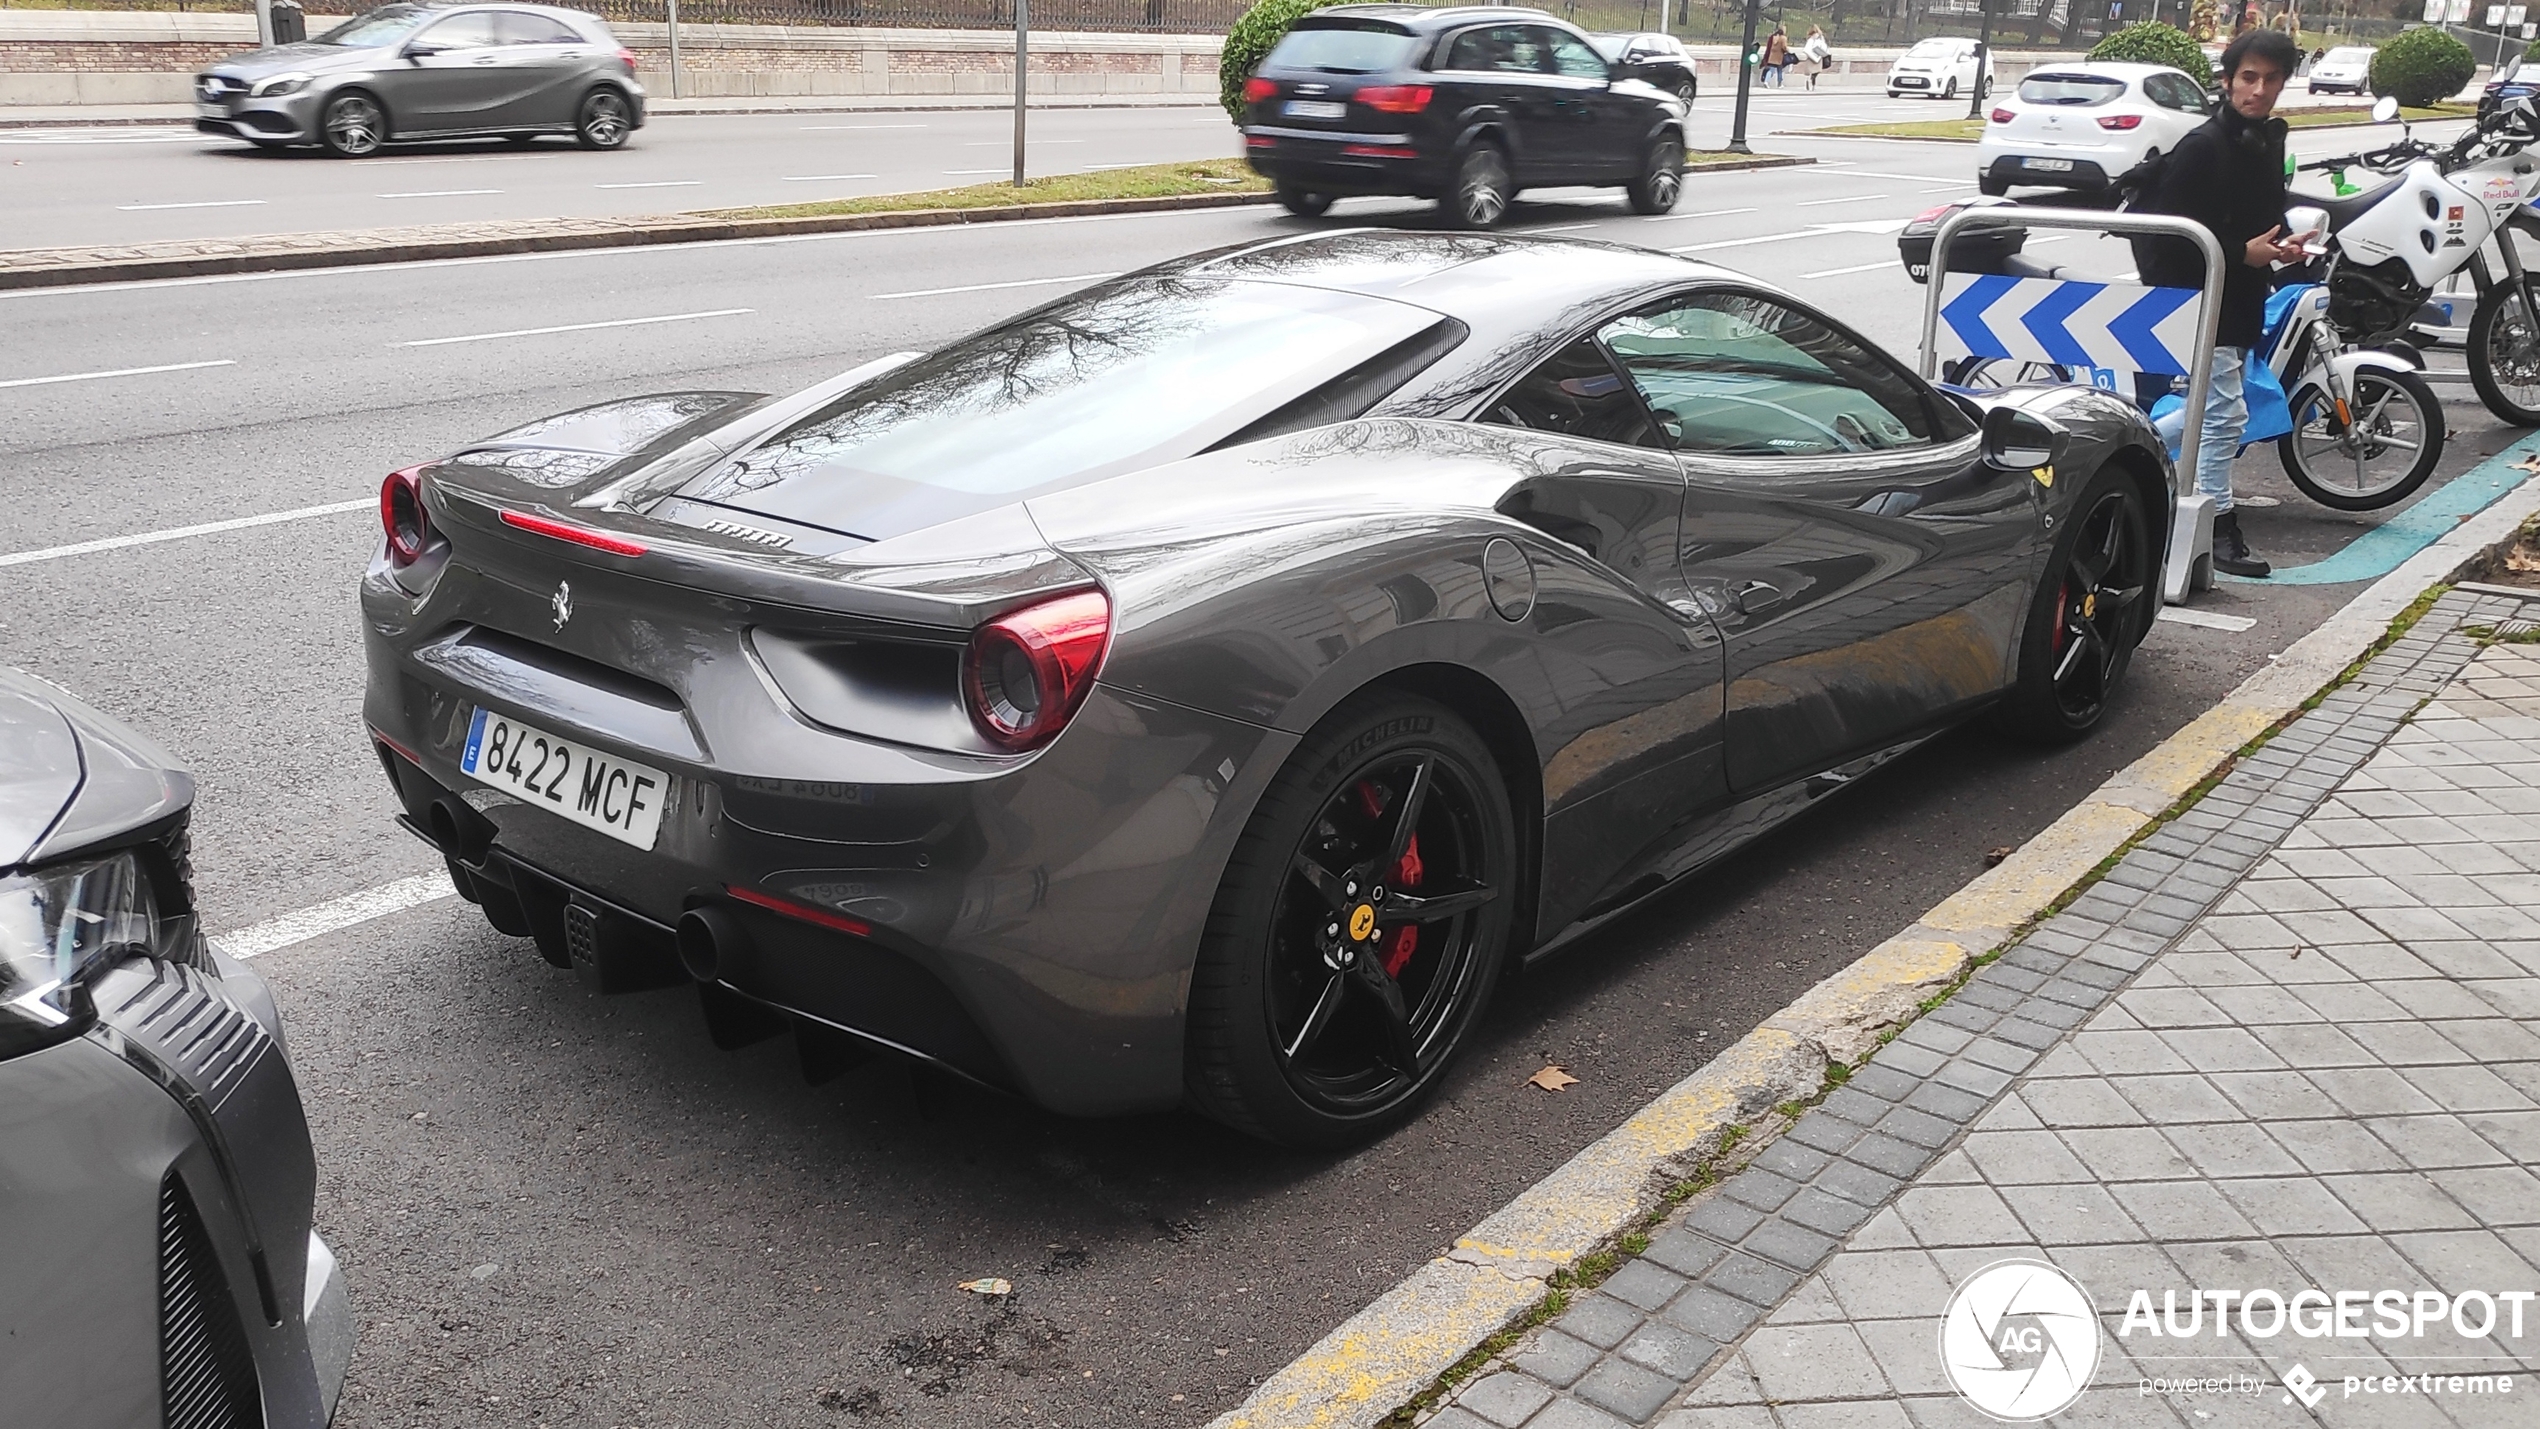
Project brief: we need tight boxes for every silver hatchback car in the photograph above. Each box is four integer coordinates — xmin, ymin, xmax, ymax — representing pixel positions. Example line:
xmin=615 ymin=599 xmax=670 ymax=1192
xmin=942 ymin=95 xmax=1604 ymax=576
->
xmin=1 ymin=668 xmax=352 ymax=1427
xmin=195 ymin=1 xmax=646 ymax=156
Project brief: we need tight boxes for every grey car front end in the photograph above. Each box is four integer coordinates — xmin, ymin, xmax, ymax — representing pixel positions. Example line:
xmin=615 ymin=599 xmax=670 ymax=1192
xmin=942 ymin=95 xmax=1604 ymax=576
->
xmin=0 ymin=669 xmax=351 ymax=1427
xmin=195 ymin=2 xmax=644 ymax=155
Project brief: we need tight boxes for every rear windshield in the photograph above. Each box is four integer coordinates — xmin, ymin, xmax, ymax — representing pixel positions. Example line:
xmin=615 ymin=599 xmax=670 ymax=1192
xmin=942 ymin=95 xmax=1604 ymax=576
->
xmin=2018 ymin=72 xmax=2126 ymax=104
xmin=1905 ymin=39 xmax=1961 ymax=56
xmin=682 ymin=279 xmax=1449 ymax=539
xmin=1265 ymin=22 xmax=1421 ymax=74
xmin=2328 ymin=47 xmax=2375 ymax=63
xmin=317 ymin=4 xmax=434 ymax=45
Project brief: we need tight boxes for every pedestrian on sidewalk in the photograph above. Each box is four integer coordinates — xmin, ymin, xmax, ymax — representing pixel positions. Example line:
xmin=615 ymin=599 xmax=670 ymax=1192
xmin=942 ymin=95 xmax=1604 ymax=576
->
xmin=1762 ymin=24 xmax=1789 ymax=86
xmin=2130 ymin=26 xmax=2306 ymax=579
xmin=1802 ymin=25 xmax=1832 ymax=89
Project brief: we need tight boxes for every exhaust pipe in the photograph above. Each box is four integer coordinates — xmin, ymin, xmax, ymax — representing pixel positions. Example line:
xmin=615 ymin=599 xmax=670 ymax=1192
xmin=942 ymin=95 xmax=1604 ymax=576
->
xmin=426 ymin=794 xmax=493 ymax=864
xmin=676 ymin=906 xmax=748 ymax=983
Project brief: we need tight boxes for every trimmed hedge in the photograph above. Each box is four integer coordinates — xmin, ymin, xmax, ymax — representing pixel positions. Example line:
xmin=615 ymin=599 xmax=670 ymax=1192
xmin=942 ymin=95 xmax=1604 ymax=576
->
xmin=2088 ymin=21 xmax=2213 ymax=83
xmin=2370 ymin=26 xmax=2475 ymax=106
xmin=1220 ymin=0 xmax=1361 ymax=123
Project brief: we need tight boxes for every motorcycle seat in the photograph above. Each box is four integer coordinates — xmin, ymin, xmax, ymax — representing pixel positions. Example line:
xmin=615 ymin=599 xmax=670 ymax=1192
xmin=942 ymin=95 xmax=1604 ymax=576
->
xmin=1999 ymin=252 xmax=2072 ymax=281
xmin=2314 ymin=175 xmax=2403 ymax=231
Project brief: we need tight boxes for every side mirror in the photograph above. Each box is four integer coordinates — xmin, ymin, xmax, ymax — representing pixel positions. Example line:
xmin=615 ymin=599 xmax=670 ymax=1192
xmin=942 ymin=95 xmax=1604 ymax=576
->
xmin=2372 ymin=94 xmax=2401 ymax=123
xmin=1981 ymin=405 xmax=2068 ymax=472
xmin=403 ymin=40 xmax=446 ymax=58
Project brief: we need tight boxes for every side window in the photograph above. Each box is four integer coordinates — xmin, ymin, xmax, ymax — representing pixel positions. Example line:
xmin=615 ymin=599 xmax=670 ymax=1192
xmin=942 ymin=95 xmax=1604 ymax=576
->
xmin=417 ymin=11 xmax=502 ymax=48
xmin=1599 ymin=292 xmax=1939 ymax=459
xmin=1544 ymin=31 xmax=1611 ymax=80
xmin=499 ymin=12 xmax=581 ymax=44
xmin=1445 ymin=24 xmax=1547 ymax=74
xmin=1483 ymin=338 xmax=1661 ymax=449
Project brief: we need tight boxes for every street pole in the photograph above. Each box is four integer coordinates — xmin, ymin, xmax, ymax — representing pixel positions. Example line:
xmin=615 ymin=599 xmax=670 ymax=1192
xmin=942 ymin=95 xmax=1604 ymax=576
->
xmin=1727 ymin=0 xmax=1761 ymax=153
xmin=1967 ymin=0 xmax=1993 ymax=117
xmin=1012 ymin=0 xmax=1030 ymax=186
xmin=666 ymin=0 xmax=683 ymax=100
xmin=254 ymin=0 xmax=275 ymax=49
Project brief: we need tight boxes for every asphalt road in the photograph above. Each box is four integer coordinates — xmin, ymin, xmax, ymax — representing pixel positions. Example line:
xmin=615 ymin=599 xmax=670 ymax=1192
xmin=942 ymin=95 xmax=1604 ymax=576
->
xmin=2 ymin=141 xmax=2529 ymax=1427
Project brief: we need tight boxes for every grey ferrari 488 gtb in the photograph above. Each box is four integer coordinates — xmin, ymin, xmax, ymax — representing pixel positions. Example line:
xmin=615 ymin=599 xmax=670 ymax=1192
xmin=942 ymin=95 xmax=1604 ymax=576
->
xmin=361 ymin=230 xmax=2174 ymax=1146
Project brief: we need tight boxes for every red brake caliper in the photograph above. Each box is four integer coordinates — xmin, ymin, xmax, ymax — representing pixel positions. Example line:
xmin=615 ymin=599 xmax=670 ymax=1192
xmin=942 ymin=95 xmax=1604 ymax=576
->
xmin=1354 ymin=781 xmax=1424 ymax=977
xmin=2051 ymin=579 xmax=2070 ymax=656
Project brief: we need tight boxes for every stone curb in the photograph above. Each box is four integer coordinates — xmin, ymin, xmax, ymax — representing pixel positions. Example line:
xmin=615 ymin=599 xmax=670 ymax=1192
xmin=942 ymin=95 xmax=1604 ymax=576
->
xmin=0 ymin=156 xmax=1813 ymax=290
xmin=1204 ymin=436 xmax=2540 ymax=1429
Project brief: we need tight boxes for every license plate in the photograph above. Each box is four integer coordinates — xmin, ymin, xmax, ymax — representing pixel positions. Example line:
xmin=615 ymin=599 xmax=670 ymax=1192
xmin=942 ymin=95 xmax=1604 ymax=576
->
xmin=1897 ymin=77 xmax=1926 ymax=87
xmin=1284 ymin=99 xmax=1348 ymax=119
xmin=195 ymin=102 xmax=230 ymax=118
xmin=2024 ymin=157 xmax=2075 ymax=171
xmin=460 ymin=708 xmax=669 ymax=851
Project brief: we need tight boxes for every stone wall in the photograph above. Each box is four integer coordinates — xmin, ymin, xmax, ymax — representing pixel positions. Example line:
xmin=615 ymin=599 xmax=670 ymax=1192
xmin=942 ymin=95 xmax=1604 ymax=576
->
xmin=0 ymin=9 xmax=1223 ymax=105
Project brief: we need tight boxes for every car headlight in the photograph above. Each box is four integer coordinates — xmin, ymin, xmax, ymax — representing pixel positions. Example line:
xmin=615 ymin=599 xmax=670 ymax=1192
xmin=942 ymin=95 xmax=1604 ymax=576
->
xmin=251 ymin=73 xmax=313 ymax=98
xmin=0 ymin=851 xmax=169 ymax=1055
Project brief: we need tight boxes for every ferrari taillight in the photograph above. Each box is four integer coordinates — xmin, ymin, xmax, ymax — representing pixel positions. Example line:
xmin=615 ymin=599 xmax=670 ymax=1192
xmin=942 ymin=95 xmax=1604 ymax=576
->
xmin=1358 ymin=84 xmax=1433 ymax=113
xmin=963 ymin=589 xmax=1110 ymax=751
xmin=381 ymin=464 xmax=431 ymax=568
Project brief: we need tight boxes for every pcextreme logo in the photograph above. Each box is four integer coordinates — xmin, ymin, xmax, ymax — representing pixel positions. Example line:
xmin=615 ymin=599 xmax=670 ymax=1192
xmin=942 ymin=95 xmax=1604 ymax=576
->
xmin=1938 ymin=1259 xmax=2101 ymax=1421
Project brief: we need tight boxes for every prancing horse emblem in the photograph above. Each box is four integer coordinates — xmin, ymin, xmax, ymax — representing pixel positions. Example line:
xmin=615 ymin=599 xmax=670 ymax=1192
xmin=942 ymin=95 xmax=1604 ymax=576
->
xmin=551 ymin=581 xmax=573 ymax=630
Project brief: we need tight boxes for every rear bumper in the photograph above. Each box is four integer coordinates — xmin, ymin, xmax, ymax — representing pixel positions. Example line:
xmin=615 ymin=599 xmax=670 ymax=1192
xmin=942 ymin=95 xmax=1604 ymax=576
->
xmin=1978 ymin=149 xmax=2116 ymax=189
xmin=359 ymin=593 xmax=1285 ymax=1117
xmin=1244 ymin=126 xmax=1449 ymax=197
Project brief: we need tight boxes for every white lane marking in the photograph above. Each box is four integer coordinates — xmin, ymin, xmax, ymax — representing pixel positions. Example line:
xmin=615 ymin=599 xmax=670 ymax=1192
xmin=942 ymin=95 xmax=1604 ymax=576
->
xmin=595 ymin=179 xmax=703 ymax=189
xmin=1641 ymin=205 xmax=1759 ymax=222
xmin=0 ymin=357 xmax=235 ymax=391
xmin=213 ymin=872 xmax=457 ymax=961
xmin=1532 ymin=222 xmax=1600 ymax=233
xmin=1920 ymin=182 xmax=1976 ymax=191
xmin=1796 ymin=192 xmax=1889 ymax=206
xmin=781 ymin=172 xmax=879 ymax=181
xmin=1800 ymin=260 xmax=1898 ymax=278
xmin=2156 ymin=607 xmax=2257 ymax=632
xmin=1811 ymin=167 xmax=1968 ymax=184
xmin=0 ymin=497 xmax=369 ymax=570
xmin=800 ymin=122 xmax=926 ymax=129
xmin=379 ymin=188 xmax=504 ymax=198
xmin=869 ymin=271 xmax=1118 ymax=300
xmin=0 ymin=204 xmax=1279 ymax=301
xmin=117 ymin=198 xmax=268 ymax=210
xmin=942 ymin=168 xmax=1012 ymax=175
xmin=0 ymin=130 xmax=205 ymax=145
xmin=964 ymin=138 xmax=1084 ymax=145
xmin=401 ymin=307 xmax=753 ymax=347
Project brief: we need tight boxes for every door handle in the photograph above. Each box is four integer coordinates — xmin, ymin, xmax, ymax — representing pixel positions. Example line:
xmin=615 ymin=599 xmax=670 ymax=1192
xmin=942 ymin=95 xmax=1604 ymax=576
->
xmin=472 ymin=55 xmax=502 ymax=65
xmin=1733 ymin=580 xmax=1786 ymax=616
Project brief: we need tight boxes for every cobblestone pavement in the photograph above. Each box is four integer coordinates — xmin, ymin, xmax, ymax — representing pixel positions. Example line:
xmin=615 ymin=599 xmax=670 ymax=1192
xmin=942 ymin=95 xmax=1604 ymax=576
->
xmin=1426 ymin=586 xmax=2540 ymax=1429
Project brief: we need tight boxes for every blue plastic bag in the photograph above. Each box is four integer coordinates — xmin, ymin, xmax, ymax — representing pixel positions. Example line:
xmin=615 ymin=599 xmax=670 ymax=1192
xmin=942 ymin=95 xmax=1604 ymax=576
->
xmin=2148 ymin=358 xmax=2293 ymax=460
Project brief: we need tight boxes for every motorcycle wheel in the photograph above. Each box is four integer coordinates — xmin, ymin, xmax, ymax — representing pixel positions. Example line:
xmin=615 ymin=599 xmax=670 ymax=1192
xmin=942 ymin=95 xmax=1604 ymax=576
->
xmin=2468 ymin=276 xmax=2540 ymax=426
xmin=1944 ymin=357 xmax=2077 ymax=388
xmin=2279 ymin=368 xmax=2444 ymax=511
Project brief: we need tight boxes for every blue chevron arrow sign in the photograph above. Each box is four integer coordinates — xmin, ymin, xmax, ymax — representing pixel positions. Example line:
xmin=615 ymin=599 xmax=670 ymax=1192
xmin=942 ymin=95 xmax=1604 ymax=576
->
xmin=1936 ymin=274 xmax=2201 ymax=376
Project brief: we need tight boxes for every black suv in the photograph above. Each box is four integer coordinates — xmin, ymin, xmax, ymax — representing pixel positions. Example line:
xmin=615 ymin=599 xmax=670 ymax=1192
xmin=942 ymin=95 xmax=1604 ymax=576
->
xmin=1240 ymin=4 xmax=1689 ymax=227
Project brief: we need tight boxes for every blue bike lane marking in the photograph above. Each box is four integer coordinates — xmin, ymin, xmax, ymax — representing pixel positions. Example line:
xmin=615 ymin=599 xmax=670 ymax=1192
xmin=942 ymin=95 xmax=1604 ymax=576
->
xmin=2228 ymin=428 xmax=2540 ymax=586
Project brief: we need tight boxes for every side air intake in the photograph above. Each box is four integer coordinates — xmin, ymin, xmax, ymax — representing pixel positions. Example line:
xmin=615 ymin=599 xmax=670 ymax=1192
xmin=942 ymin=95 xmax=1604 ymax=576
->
xmin=160 ymin=1172 xmax=260 ymax=1429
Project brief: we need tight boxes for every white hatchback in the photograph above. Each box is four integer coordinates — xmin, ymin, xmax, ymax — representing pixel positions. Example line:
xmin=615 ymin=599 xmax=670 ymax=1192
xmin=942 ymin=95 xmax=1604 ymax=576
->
xmin=2308 ymin=45 xmax=2375 ymax=95
xmin=1886 ymin=37 xmax=1993 ymax=100
xmin=1976 ymin=62 xmax=2211 ymax=195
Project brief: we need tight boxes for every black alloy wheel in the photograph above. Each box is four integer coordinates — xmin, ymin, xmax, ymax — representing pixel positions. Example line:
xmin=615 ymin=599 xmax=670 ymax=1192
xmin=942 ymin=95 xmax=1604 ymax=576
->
xmin=577 ymin=88 xmax=633 ymax=150
xmin=1995 ymin=468 xmax=2153 ymax=743
xmin=1447 ymin=144 xmax=1513 ymax=229
xmin=1185 ymin=693 xmax=1516 ymax=1146
xmin=1277 ymin=184 xmax=1336 ymax=218
xmin=1628 ymin=134 xmax=1686 ymax=215
xmin=1675 ymin=78 xmax=1697 ymax=105
xmin=319 ymin=92 xmax=384 ymax=157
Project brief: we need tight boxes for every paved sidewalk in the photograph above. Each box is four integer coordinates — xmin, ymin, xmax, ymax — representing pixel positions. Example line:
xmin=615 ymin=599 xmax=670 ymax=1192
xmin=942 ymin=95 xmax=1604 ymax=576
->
xmin=1426 ymin=585 xmax=2540 ymax=1429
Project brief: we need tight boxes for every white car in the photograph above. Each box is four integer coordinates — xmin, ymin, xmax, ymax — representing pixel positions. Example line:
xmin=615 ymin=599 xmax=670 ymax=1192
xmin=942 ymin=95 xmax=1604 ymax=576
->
xmin=1886 ymin=37 xmax=1993 ymax=99
xmin=2309 ymin=45 xmax=2375 ymax=95
xmin=1977 ymin=62 xmax=2212 ymax=195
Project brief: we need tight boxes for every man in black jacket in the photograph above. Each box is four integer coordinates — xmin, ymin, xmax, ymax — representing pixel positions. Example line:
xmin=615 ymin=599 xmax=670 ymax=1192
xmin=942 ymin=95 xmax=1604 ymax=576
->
xmin=2133 ymin=27 xmax=2307 ymax=578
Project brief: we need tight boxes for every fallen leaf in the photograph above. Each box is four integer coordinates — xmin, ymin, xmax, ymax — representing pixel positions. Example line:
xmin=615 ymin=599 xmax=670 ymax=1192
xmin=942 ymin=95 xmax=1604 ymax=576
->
xmin=1984 ymin=845 xmax=2015 ymax=867
xmin=1528 ymin=1065 xmax=1580 ymax=1092
xmin=958 ymin=1277 xmax=1012 ymax=1296
xmin=2289 ymin=946 xmax=2305 ymax=960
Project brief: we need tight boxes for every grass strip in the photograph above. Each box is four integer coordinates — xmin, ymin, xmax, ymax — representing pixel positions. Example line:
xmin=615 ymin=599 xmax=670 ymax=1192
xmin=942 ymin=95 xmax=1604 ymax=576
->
xmin=691 ymin=159 xmax=1269 ymax=221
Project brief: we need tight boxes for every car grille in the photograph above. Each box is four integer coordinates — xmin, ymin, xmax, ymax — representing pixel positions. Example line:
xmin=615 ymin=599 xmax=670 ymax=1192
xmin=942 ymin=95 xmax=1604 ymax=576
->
xmin=160 ymin=1173 xmax=261 ymax=1429
xmin=196 ymin=75 xmax=245 ymax=101
xmin=108 ymin=960 xmax=269 ymax=1108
